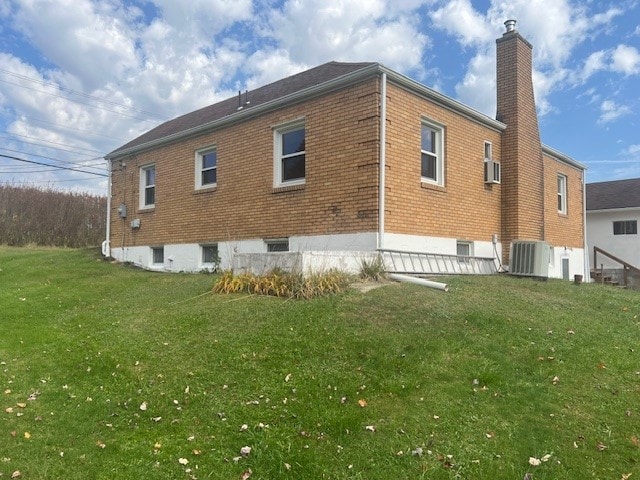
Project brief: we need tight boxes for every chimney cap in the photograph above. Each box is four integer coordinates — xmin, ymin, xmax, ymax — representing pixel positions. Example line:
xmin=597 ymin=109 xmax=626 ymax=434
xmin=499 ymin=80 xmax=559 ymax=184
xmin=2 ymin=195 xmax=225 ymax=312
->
xmin=504 ymin=19 xmax=516 ymax=33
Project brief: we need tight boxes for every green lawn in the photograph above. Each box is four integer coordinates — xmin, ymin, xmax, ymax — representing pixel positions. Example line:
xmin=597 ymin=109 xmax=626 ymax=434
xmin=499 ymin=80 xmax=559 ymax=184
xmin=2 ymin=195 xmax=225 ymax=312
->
xmin=1 ymin=247 xmax=639 ymax=479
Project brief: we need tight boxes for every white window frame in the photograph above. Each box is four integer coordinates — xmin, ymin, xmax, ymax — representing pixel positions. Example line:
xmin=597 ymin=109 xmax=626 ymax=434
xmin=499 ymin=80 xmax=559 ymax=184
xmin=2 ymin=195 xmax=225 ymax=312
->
xmin=274 ymin=120 xmax=306 ymax=188
xmin=195 ymin=146 xmax=217 ymax=190
xmin=139 ymin=164 xmax=156 ymax=209
xmin=483 ymin=141 xmax=501 ymax=184
xmin=420 ymin=119 xmax=445 ymax=187
xmin=557 ymin=174 xmax=567 ymax=214
xmin=265 ymin=238 xmax=289 ymax=252
xmin=151 ymin=246 xmax=164 ymax=266
xmin=200 ymin=243 xmax=220 ymax=272
xmin=456 ymin=241 xmax=473 ymax=264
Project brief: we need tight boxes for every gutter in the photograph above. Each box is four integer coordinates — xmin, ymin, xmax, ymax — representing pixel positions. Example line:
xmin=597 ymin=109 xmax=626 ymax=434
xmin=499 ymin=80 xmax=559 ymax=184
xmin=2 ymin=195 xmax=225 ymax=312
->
xmin=542 ymin=145 xmax=587 ymax=171
xmin=378 ymin=72 xmax=387 ymax=250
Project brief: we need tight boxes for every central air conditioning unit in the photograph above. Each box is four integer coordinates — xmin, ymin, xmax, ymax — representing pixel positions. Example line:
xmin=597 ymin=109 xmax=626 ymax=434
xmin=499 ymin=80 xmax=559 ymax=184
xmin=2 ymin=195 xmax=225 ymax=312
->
xmin=509 ymin=240 xmax=550 ymax=278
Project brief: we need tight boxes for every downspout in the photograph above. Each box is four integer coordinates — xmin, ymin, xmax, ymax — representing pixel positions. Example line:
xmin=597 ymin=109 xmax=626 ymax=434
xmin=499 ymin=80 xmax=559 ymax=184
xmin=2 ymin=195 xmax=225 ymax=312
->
xmin=582 ymin=169 xmax=590 ymax=281
xmin=378 ymin=72 xmax=387 ymax=250
xmin=103 ymin=158 xmax=111 ymax=257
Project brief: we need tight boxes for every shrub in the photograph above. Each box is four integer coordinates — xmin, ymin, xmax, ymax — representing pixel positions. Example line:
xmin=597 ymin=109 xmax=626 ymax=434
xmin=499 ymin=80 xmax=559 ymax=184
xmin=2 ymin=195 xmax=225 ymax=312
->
xmin=212 ymin=269 xmax=351 ymax=299
xmin=359 ymin=255 xmax=386 ymax=281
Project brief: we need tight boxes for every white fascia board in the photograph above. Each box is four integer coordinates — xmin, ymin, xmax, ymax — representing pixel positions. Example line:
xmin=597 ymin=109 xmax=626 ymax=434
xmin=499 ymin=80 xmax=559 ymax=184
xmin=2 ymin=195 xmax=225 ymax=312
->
xmin=587 ymin=206 xmax=640 ymax=214
xmin=380 ymin=66 xmax=506 ymax=132
xmin=542 ymin=144 xmax=587 ymax=171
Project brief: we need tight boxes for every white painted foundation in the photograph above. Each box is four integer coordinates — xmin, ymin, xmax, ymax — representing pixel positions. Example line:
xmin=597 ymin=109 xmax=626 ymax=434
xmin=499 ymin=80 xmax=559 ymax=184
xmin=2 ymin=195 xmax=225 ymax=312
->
xmin=107 ymin=231 xmax=582 ymax=280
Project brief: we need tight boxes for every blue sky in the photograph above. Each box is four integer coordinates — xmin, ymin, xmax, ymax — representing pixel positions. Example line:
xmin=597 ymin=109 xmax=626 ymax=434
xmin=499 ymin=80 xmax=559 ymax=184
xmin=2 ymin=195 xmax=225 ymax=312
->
xmin=0 ymin=0 xmax=638 ymax=195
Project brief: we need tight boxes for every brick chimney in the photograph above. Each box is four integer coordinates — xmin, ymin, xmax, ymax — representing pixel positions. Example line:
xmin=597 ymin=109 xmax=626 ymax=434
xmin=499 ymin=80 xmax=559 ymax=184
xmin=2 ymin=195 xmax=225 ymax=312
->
xmin=496 ymin=20 xmax=545 ymax=264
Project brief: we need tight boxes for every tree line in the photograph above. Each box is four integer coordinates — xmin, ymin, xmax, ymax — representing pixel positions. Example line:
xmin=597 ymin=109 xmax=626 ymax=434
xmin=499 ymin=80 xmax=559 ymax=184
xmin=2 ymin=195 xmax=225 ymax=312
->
xmin=0 ymin=185 xmax=107 ymax=247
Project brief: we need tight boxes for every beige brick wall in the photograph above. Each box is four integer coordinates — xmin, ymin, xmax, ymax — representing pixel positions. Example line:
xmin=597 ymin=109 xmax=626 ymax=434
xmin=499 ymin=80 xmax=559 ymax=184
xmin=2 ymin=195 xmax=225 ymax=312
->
xmin=543 ymin=155 xmax=584 ymax=248
xmin=383 ymin=83 xmax=503 ymax=243
xmin=109 ymin=79 xmax=381 ymax=248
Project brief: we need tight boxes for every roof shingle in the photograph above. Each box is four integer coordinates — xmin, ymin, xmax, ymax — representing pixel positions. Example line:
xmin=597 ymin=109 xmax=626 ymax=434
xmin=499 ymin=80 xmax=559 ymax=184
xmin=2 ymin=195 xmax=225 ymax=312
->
xmin=108 ymin=61 xmax=376 ymax=157
xmin=586 ymin=178 xmax=640 ymax=210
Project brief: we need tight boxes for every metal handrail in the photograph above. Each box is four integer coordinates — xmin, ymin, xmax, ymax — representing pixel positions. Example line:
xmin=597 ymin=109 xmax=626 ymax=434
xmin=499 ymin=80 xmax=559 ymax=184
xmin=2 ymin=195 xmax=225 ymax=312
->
xmin=593 ymin=246 xmax=640 ymax=288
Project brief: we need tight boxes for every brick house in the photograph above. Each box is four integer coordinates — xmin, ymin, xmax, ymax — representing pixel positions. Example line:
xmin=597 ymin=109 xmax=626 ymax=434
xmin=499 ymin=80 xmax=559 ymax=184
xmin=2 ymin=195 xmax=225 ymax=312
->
xmin=104 ymin=20 xmax=587 ymax=279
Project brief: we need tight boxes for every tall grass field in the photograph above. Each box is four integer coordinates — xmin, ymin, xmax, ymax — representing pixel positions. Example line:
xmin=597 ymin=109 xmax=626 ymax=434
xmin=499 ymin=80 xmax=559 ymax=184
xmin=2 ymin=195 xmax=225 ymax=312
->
xmin=1 ymin=247 xmax=639 ymax=479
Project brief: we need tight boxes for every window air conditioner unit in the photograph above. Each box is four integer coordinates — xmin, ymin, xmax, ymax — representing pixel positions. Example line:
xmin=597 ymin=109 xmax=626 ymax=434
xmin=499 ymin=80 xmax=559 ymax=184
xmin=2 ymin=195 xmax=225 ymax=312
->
xmin=484 ymin=160 xmax=501 ymax=184
xmin=509 ymin=240 xmax=550 ymax=278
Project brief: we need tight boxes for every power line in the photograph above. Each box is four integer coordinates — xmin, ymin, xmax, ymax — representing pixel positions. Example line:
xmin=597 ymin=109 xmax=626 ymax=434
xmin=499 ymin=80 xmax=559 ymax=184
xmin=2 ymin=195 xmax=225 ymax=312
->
xmin=22 ymin=116 xmax=130 ymax=142
xmin=0 ymin=146 xmax=106 ymax=172
xmin=0 ymin=132 xmax=104 ymax=155
xmin=0 ymin=67 xmax=167 ymax=120
xmin=0 ymin=77 xmax=164 ymax=123
xmin=0 ymin=153 xmax=108 ymax=177
xmin=0 ymin=133 xmax=102 ymax=160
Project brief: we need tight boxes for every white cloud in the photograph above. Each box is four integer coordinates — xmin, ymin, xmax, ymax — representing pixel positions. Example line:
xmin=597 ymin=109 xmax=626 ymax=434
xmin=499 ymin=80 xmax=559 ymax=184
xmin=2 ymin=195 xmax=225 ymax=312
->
xmin=430 ymin=0 xmax=493 ymax=46
xmin=610 ymin=44 xmax=640 ymax=75
xmin=13 ymin=0 xmax=140 ymax=91
xmin=265 ymin=0 xmax=429 ymax=73
xmin=598 ymin=99 xmax=632 ymax=124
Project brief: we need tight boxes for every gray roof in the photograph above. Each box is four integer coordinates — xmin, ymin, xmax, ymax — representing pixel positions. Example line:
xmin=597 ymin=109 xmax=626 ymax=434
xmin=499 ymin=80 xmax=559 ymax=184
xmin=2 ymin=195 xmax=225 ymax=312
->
xmin=586 ymin=178 xmax=640 ymax=210
xmin=108 ymin=61 xmax=376 ymax=157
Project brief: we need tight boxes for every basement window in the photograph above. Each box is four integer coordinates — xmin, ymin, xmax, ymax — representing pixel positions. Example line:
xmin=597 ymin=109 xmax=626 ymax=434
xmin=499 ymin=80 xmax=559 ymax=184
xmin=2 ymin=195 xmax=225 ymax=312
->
xmin=151 ymin=246 xmax=164 ymax=265
xmin=456 ymin=241 xmax=472 ymax=264
xmin=201 ymin=244 xmax=219 ymax=265
xmin=613 ymin=220 xmax=637 ymax=235
xmin=265 ymin=239 xmax=289 ymax=252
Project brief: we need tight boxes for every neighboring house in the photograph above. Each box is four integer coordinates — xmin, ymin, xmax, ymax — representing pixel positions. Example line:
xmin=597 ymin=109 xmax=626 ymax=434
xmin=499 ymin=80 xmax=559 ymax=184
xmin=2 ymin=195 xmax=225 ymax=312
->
xmin=104 ymin=20 xmax=587 ymax=279
xmin=586 ymin=178 xmax=640 ymax=269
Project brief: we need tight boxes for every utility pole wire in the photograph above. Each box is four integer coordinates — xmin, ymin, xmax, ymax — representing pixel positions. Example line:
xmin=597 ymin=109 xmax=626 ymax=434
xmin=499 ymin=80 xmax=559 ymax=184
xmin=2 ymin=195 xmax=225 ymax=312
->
xmin=0 ymin=153 xmax=108 ymax=177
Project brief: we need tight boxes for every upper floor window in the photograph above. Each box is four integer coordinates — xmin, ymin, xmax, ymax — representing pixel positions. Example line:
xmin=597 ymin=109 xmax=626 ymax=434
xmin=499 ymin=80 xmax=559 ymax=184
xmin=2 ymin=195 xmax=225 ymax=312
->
xmin=195 ymin=147 xmax=217 ymax=189
xmin=483 ymin=141 xmax=500 ymax=184
xmin=421 ymin=120 xmax=444 ymax=186
xmin=274 ymin=121 xmax=305 ymax=187
xmin=613 ymin=220 xmax=637 ymax=235
xmin=557 ymin=174 xmax=567 ymax=214
xmin=140 ymin=164 xmax=155 ymax=208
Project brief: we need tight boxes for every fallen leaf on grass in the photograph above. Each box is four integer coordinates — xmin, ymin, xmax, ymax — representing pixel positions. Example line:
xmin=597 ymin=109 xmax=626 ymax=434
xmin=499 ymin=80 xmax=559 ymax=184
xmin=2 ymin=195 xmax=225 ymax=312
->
xmin=5 ymin=407 xmax=14 ymax=413
xmin=365 ymin=425 xmax=376 ymax=432
xmin=240 ymin=446 xmax=252 ymax=457
xmin=11 ymin=471 xmax=21 ymax=479
xmin=284 ymin=373 xmax=292 ymax=382
xmin=529 ymin=457 xmax=541 ymax=466
xmin=178 ymin=458 xmax=189 ymax=465
xmin=552 ymin=376 xmax=560 ymax=385
xmin=621 ymin=474 xmax=632 ymax=480
xmin=139 ymin=401 xmax=148 ymax=411
xmin=23 ymin=432 xmax=31 ymax=439
xmin=631 ymin=435 xmax=639 ymax=447
xmin=597 ymin=442 xmax=608 ymax=451
xmin=16 ymin=403 xmax=26 ymax=408
xmin=358 ymin=399 xmax=367 ymax=408
xmin=240 ymin=468 xmax=252 ymax=480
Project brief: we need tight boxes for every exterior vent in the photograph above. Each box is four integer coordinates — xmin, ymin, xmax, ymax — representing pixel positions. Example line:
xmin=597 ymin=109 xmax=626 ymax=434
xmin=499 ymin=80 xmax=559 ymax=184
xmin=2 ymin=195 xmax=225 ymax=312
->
xmin=509 ymin=240 xmax=550 ymax=277
xmin=484 ymin=159 xmax=501 ymax=184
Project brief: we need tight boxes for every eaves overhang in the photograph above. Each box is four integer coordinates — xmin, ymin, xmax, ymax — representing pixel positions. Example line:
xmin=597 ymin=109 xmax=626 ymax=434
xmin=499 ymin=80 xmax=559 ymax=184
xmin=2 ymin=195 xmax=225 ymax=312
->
xmin=542 ymin=145 xmax=587 ymax=171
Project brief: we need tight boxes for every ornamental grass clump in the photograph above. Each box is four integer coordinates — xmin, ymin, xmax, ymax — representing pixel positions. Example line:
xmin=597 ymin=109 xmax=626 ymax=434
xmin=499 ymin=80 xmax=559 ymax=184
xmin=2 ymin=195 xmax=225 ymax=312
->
xmin=212 ymin=269 xmax=350 ymax=299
